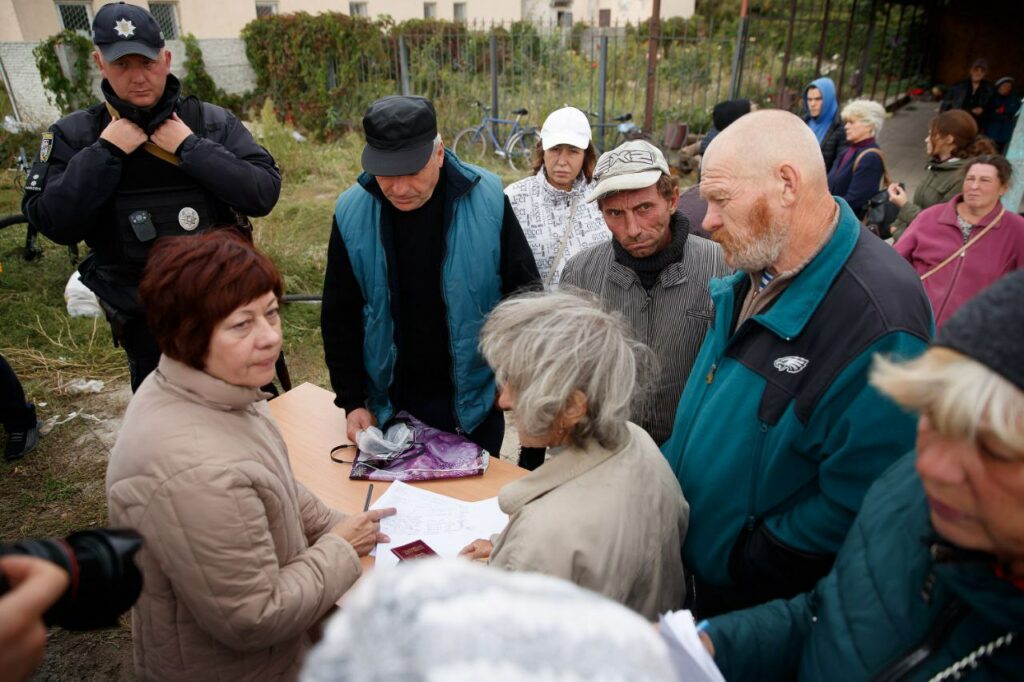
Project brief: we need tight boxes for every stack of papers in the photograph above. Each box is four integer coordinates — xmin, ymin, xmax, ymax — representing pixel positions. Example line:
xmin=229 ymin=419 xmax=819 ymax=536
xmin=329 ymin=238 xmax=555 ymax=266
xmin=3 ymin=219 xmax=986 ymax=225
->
xmin=659 ymin=610 xmax=726 ymax=682
xmin=369 ymin=480 xmax=509 ymax=569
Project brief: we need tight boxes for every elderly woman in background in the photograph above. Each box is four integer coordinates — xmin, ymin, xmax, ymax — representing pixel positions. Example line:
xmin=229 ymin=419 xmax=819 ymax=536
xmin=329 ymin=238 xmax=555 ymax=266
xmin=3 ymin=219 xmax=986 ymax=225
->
xmin=459 ymin=291 xmax=689 ymax=619
xmin=504 ymin=106 xmax=608 ymax=288
xmin=888 ymin=109 xmax=997 ymax=240
xmin=827 ymin=99 xmax=888 ymax=217
xmin=698 ymin=270 xmax=1024 ymax=681
xmin=107 ymin=230 xmax=394 ymax=682
xmin=895 ymin=154 xmax=1024 ymax=329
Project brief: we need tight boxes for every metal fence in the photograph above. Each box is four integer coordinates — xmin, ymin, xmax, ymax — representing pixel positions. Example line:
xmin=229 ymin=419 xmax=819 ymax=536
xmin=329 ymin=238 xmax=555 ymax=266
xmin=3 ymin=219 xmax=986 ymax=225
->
xmin=321 ymin=2 xmax=928 ymax=147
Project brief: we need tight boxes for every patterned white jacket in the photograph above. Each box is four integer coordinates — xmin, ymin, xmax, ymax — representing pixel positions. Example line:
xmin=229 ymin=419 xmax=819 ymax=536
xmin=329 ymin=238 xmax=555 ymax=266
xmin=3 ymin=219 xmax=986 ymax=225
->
xmin=504 ymin=169 xmax=610 ymax=286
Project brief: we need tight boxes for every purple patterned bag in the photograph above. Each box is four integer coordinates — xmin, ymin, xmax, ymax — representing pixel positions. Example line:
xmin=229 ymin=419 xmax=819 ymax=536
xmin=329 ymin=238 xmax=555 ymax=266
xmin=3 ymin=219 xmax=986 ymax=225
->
xmin=348 ymin=411 xmax=489 ymax=482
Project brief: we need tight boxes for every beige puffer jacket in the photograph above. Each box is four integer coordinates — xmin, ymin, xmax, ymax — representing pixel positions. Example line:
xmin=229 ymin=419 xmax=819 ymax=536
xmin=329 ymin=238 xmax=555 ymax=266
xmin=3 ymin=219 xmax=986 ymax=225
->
xmin=107 ymin=357 xmax=361 ymax=681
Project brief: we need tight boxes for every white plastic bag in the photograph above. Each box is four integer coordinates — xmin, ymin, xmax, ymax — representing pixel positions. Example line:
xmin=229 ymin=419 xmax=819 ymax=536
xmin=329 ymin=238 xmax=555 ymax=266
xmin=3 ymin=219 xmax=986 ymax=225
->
xmin=64 ymin=270 xmax=102 ymax=318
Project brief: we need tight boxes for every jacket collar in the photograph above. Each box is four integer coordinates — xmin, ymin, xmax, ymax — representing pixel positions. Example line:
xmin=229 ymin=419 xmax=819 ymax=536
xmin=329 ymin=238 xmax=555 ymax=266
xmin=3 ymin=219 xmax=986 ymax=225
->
xmin=715 ymin=197 xmax=858 ymax=341
xmin=498 ymin=433 xmax=626 ymax=514
xmin=357 ymin=148 xmax=480 ymax=204
xmin=153 ymin=355 xmax=270 ymax=411
xmin=102 ymin=74 xmax=181 ymax=136
xmin=535 ymin=168 xmax=590 ymax=201
xmin=937 ymin=194 xmax=1007 ymax=229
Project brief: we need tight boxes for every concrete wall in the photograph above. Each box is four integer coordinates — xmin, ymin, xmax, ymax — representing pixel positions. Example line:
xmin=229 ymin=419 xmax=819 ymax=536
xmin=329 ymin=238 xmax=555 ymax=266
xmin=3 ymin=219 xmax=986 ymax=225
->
xmin=1 ymin=37 xmax=254 ymax=128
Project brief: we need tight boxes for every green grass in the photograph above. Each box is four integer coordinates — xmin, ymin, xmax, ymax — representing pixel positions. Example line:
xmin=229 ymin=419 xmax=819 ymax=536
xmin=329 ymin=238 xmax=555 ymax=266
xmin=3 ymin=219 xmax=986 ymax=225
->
xmin=0 ymin=99 xmax=524 ymax=537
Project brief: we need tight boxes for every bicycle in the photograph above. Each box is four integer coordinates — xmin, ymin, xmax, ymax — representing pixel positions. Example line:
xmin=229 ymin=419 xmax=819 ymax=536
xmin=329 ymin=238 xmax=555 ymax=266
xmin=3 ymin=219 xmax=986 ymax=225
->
xmin=1 ymin=146 xmax=79 ymax=263
xmin=452 ymin=101 xmax=539 ymax=171
xmin=586 ymin=111 xmax=650 ymax=153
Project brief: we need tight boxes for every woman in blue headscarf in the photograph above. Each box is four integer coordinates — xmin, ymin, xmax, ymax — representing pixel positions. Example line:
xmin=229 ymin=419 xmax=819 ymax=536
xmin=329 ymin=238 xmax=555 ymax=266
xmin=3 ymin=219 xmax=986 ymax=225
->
xmin=803 ymin=77 xmax=846 ymax=171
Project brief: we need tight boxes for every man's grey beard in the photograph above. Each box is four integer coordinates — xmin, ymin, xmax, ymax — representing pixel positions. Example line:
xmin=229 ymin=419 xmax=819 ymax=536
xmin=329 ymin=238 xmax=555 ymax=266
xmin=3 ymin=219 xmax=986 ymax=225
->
xmin=727 ymin=219 xmax=788 ymax=273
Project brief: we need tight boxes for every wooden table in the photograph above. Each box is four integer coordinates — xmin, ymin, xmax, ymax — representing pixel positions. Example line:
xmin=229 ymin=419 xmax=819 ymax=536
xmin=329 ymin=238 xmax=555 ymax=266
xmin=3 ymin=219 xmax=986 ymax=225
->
xmin=269 ymin=383 xmax=526 ymax=567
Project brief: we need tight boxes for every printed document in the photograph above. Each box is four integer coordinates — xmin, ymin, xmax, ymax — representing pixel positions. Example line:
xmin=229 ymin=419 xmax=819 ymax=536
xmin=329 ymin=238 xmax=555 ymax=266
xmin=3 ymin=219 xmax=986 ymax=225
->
xmin=369 ymin=480 xmax=508 ymax=569
xmin=659 ymin=610 xmax=727 ymax=682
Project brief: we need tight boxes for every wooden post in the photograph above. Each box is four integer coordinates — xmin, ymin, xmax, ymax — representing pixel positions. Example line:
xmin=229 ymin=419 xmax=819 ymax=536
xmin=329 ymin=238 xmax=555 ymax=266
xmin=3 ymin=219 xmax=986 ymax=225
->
xmin=643 ymin=0 xmax=661 ymax=133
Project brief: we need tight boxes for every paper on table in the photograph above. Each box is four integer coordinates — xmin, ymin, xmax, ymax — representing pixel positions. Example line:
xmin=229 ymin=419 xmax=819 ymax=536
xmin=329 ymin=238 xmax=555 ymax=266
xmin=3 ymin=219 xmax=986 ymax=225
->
xmin=369 ymin=480 xmax=508 ymax=569
xmin=659 ymin=610 xmax=726 ymax=682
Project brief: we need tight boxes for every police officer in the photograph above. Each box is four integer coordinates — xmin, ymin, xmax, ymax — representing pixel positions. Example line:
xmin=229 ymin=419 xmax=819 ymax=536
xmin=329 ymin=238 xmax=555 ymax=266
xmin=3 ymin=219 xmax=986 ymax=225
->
xmin=22 ymin=2 xmax=281 ymax=391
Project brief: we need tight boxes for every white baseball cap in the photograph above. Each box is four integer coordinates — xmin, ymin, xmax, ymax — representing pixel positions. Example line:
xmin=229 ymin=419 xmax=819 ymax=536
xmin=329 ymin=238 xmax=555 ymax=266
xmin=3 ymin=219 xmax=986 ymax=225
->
xmin=540 ymin=107 xmax=592 ymax=151
xmin=586 ymin=140 xmax=670 ymax=203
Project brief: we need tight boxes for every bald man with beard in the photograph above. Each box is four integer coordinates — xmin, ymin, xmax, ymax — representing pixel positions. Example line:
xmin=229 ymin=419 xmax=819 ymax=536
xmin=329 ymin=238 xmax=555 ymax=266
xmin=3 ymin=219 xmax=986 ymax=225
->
xmin=661 ymin=110 xmax=933 ymax=618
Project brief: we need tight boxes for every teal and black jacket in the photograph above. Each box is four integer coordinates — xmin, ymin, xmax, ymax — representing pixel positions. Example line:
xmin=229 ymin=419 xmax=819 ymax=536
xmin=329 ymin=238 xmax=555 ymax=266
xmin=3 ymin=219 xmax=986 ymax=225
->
xmin=322 ymin=150 xmax=539 ymax=433
xmin=662 ymin=198 xmax=933 ymax=613
xmin=709 ymin=453 xmax=1024 ymax=681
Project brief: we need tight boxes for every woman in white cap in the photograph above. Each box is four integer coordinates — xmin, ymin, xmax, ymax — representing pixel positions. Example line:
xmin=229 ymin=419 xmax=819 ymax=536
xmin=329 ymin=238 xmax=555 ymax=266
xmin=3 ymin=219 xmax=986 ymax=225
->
xmin=504 ymin=107 xmax=609 ymax=288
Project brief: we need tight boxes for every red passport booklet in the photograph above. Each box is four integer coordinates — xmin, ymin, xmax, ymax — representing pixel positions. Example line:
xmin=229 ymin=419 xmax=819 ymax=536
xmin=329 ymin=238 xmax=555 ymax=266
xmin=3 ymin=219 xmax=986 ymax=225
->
xmin=390 ymin=539 xmax=439 ymax=561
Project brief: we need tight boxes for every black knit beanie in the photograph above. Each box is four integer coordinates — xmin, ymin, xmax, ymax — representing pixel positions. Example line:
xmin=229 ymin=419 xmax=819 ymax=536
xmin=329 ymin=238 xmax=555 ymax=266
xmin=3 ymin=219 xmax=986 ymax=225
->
xmin=712 ymin=99 xmax=751 ymax=131
xmin=935 ymin=270 xmax=1024 ymax=392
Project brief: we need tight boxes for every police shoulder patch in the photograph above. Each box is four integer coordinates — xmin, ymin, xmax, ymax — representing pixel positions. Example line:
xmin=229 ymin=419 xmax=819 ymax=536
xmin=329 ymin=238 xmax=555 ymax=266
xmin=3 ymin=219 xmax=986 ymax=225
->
xmin=38 ymin=132 xmax=54 ymax=163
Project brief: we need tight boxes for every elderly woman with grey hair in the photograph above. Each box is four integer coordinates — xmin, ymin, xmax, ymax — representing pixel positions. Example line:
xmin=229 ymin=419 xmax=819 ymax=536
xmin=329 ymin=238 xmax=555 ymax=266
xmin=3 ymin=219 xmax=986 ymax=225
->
xmin=458 ymin=290 xmax=689 ymax=619
xmin=827 ymin=98 xmax=888 ymax=217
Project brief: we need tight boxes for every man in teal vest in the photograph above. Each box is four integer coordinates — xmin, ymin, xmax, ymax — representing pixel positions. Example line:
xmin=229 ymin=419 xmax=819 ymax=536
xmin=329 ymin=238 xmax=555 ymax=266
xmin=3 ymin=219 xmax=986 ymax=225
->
xmin=321 ymin=96 xmax=539 ymax=457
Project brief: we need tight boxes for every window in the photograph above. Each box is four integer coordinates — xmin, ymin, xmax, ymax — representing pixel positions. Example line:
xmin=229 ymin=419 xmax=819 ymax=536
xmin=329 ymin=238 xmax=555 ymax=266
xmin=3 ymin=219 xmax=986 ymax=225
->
xmin=599 ymin=9 xmax=611 ymax=27
xmin=453 ymin=2 xmax=466 ymax=22
xmin=423 ymin=2 xmax=436 ymax=18
xmin=556 ymin=10 xmax=572 ymax=28
xmin=56 ymin=2 xmax=92 ymax=33
xmin=349 ymin=2 xmax=368 ymax=16
xmin=148 ymin=2 xmax=179 ymax=39
xmin=255 ymin=2 xmax=278 ymax=18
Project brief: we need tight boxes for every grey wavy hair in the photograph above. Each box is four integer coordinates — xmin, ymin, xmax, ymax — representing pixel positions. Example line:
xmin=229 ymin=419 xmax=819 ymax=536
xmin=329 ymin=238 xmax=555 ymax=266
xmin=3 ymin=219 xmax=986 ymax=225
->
xmin=841 ymin=99 xmax=886 ymax=137
xmin=480 ymin=290 xmax=655 ymax=450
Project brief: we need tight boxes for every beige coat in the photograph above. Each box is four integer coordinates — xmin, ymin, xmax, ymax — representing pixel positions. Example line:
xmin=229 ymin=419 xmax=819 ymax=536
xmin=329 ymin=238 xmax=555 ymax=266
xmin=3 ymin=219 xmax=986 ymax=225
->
xmin=489 ymin=422 xmax=689 ymax=619
xmin=107 ymin=357 xmax=361 ymax=682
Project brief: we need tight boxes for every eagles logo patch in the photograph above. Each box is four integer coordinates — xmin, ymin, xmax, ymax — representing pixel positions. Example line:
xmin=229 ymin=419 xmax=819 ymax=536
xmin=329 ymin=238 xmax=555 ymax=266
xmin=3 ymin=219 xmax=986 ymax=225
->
xmin=38 ymin=133 xmax=54 ymax=163
xmin=773 ymin=356 xmax=809 ymax=374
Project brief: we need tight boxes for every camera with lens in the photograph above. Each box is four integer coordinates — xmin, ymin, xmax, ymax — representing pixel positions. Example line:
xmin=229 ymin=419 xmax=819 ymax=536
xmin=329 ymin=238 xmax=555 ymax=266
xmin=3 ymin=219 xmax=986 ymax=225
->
xmin=0 ymin=528 xmax=144 ymax=630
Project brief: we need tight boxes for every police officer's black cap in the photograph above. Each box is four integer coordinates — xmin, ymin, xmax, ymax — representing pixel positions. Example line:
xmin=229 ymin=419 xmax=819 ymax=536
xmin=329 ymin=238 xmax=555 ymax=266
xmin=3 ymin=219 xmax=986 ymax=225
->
xmin=93 ymin=2 xmax=165 ymax=63
xmin=361 ymin=96 xmax=438 ymax=176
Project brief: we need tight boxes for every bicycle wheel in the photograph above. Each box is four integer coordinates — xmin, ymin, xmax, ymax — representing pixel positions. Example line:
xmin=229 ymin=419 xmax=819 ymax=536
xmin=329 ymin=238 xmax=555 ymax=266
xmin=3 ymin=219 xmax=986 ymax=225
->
xmin=452 ymin=127 xmax=489 ymax=165
xmin=0 ymin=213 xmax=28 ymax=231
xmin=506 ymin=128 xmax=539 ymax=172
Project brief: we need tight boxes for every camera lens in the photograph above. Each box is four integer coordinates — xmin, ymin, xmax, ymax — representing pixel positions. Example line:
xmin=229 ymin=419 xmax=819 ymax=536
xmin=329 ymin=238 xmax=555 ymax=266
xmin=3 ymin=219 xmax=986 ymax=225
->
xmin=0 ymin=529 xmax=143 ymax=630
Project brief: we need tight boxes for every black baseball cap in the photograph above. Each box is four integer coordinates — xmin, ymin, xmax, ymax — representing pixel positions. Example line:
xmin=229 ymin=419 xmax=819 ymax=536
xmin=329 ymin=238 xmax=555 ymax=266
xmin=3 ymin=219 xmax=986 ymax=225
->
xmin=92 ymin=2 xmax=165 ymax=62
xmin=361 ymin=96 xmax=438 ymax=176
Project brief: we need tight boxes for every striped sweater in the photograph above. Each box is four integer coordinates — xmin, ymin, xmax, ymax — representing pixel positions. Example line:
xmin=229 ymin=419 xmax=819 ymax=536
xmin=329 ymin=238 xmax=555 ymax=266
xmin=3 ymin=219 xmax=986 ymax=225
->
xmin=561 ymin=232 xmax=730 ymax=443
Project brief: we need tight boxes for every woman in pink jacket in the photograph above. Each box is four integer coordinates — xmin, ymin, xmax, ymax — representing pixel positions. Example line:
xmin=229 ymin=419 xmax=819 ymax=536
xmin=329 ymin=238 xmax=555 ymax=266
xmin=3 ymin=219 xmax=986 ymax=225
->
xmin=106 ymin=230 xmax=394 ymax=681
xmin=895 ymin=155 xmax=1024 ymax=329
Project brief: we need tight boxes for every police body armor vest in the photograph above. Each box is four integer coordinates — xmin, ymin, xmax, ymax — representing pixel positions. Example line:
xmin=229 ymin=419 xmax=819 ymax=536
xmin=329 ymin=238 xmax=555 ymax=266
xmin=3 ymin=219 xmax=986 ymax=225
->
xmin=110 ymin=96 xmax=235 ymax=274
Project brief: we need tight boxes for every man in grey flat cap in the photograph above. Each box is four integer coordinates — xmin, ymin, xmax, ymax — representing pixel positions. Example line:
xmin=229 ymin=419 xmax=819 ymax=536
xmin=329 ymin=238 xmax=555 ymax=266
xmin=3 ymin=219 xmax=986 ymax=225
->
xmin=321 ymin=95 xmax=539 ymax=458
xmin=23 ymin=1 xmax=280 ymax=392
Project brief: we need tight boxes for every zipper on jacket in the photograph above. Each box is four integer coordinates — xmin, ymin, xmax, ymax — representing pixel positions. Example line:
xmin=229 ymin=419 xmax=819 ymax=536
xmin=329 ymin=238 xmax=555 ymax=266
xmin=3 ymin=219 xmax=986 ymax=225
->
xmin=705 ymin=363 xmax=717 ymax=384
xmin=870 ymin=599 xmax=970 ymax=682
xmin=745 ymin=422 xmax=769 ymax=531
xmin=440 ymin=202 xmax=463 ymax=433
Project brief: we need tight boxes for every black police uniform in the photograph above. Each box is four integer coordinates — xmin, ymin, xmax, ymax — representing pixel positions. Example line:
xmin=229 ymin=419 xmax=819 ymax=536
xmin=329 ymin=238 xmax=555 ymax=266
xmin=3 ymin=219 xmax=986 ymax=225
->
xmin=22 ymin=74 xmax=281 ymax=391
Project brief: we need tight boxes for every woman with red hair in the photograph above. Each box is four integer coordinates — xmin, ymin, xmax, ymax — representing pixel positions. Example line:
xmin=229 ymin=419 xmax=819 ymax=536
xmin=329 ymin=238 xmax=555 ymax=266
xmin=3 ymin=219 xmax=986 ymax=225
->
xmin=106 ymin=230 xmax=394 ymax=681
